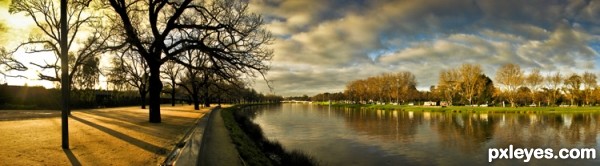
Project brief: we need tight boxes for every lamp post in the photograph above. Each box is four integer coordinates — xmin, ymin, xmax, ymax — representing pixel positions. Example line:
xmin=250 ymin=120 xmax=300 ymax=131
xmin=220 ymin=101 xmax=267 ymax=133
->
xmin=60 ymin=0 xmax=69 ymax=149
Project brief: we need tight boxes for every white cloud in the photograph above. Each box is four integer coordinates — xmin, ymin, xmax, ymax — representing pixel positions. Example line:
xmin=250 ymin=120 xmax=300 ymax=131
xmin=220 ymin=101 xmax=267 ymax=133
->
xmin=249 ymin=0 xmax=600 ymax=96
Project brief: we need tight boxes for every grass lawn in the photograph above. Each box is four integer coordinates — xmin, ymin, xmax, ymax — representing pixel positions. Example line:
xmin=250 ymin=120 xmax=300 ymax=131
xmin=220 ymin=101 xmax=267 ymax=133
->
xmin=316 ymin=102 xmax=600 ymax=113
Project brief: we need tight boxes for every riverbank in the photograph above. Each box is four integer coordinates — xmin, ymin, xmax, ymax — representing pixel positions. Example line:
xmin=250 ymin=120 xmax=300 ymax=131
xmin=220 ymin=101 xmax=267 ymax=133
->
xmin=0 ymin=105 xmax=207 ymax=165
xmin=221 ymin=105 xmax=318 ymax=166
xmin=316 ymin=102 xmax=600 ymax=113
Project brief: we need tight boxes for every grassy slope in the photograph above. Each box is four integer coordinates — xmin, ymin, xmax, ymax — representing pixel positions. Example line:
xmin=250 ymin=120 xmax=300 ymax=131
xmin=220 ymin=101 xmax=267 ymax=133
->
xmin=221 ymin=105 xmax=317 ymax=166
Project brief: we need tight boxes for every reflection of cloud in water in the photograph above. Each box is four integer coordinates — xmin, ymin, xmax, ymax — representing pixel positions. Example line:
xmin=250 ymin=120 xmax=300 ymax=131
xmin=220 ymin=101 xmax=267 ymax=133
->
xmin=251 ymin=104 xmax=600 ymax=165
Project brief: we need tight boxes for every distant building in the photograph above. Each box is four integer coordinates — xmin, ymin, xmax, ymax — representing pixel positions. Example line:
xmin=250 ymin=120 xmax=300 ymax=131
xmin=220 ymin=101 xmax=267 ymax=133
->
xmin=423 ymin=101 xmax=437 ymax=106
xmin=440 ymin=101 xmax=449 ymax=106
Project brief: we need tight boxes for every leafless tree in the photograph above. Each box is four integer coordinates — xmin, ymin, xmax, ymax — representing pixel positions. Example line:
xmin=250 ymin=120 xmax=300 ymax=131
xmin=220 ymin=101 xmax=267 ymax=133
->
xmin=495 ymin=63 xmax=524 ymax=107
xmin=10 ymin=0 xmax=120 ymax=86
xmin=177 ymin=49 xmax=206 ymax=110
xmin=439 ymin=69 xmax=460 ymax=106
xmin=458 ymin=64 xmax=482 ymax=105
xmin=0 ymin=49 xmax=27 ymax=78
xmin=109 ymin=46 xmax=149 ymax=109
xmin=525 ymin=69 xmax=544 ymax=106
xmin=582 ymin=71 xmax=597 ymax=106
xmin=105 ymin=0 xmax=272 ymax=123
xmin=545 ymin=72 xmax=563 ymax=106
xmin=563 ymin=73 xmax=582 ymax=106
xmin=161 ymin=61 xmax=183 ymax=107
xmin=106 ymin=57 xmax=129 ymax=91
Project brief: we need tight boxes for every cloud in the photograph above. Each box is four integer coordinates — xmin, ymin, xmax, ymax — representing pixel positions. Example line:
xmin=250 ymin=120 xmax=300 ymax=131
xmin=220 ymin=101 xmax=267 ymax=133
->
xmin=256 ymin=62 xmax=389 ymax=96
xmin=249 ymin=0 xmax=600 ymax=96
xmin=516 ymin=23 xmax=598 ymax=70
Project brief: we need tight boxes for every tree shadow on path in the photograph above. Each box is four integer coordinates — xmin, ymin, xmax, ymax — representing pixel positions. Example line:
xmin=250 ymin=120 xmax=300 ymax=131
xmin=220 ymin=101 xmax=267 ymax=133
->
xmin=70 ymin=115 xmax=168 ymax=155
xmin=63 ymin=148 xmax=81 ymax=166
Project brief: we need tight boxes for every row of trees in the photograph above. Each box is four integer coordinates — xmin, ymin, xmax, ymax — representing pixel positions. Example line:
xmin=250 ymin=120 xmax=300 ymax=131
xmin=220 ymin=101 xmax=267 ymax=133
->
xmin=2 ymin=0 xmax=275 ymax=122
xmin=310 ymin=63 xmax=600 ymax=107
xmin=436 ymin=64 xmax=494 ymax=106
xmin=343 ymin=71 xmax=418 ymax=104
xmin=493 ymin=64 xmax=598 ymax=107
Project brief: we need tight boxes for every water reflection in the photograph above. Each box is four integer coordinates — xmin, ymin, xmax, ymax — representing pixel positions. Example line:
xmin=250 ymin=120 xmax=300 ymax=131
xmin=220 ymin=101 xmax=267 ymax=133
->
xmin=249 ymin=104 xmax=600 ymax=165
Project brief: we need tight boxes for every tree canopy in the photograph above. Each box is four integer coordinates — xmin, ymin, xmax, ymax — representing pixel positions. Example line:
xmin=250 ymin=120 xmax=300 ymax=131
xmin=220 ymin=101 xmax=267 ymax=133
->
xmin=104 ymin=0 xmax=273 ymax=122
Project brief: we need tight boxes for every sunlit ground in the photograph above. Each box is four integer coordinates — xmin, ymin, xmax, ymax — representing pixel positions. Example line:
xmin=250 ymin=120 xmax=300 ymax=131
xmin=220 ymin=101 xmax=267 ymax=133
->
xmin=0 ymin=105 xmax=209 ymax=165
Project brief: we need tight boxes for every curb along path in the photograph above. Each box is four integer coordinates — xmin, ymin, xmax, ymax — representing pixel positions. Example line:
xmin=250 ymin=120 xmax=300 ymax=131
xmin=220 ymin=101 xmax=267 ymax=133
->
xmin=163 ymin=107 xmax=242 ymax=166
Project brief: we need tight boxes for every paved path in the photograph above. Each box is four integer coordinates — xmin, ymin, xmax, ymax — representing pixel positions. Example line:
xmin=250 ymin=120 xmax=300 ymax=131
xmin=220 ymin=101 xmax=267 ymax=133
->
xmin=164 ymin=107 xmax=242 ymax=166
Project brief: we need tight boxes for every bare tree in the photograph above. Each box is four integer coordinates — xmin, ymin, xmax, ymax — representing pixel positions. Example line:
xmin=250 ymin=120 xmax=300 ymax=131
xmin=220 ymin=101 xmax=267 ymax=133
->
xmin=0 ymin=20 xmax=26 ymax=77
xmin=545 ymin=72 xmax=563 ymax=106
xmin=109 ymin=47 xmax=149 ymax=109
xmin=106 ymin=57 xmax=129 ymax=91
xmin=0 ymin=49 xmax=27 ymax=78
xmin=161 ymin=61 xmax=183 ymax=107
xmin=458 ymin=64 xmax=482 ymax=105
xmin=564 ymin=74 xmax=582 ymax=106
xmin=439 ymin=69 xmax=460 ymax=106
xmin=525 ymin=69 xmax=544 ymax=106
xmin=582 ymin=71 xmax=597 ymax=106
xmin=495 ymin=63 xmax=524 ymax=107
xmin=10 ymin=0 xmax=120 ymax=86
xmin=105 ymin=0 xmax=272 ymax=123
xmin=177 ymin=50 xmax=205 ymax=110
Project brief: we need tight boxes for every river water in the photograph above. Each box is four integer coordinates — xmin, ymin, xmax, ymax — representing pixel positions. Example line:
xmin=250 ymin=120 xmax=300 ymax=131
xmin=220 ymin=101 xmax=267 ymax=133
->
xmin=246 ymin=103 xmax=600 ymax=165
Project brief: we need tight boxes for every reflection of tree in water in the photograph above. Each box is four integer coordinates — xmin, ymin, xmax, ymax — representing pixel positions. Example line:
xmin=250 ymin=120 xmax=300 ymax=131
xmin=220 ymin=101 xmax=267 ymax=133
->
xmin=250 ymin=104 xmax=600 ymax=157
xmin=490 ymin=113 xmax=599 ymax=149
xmin=340 ymin=108 xmax=423 ymax=143
xmin=338 ymin=109 xmax=600 ymax=153
xmin=431 ymin=112 xmax=495 ymax=154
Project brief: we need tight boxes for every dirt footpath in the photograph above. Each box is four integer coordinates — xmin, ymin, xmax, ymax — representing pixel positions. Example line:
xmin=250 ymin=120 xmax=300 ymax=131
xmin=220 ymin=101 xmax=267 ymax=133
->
xmin=0 ymin=105 xmax=209 ymax=166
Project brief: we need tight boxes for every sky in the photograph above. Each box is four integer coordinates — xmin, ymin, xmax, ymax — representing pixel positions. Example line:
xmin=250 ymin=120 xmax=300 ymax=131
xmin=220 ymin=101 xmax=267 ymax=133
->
xmin=0 ymin=0 xmax=53 ymax=87
xmin=249 ymin=0 xmax=600 ymax=96
xmin=0 ymin=0 xmax=108 ymax=89
xmin=2 ymin=0 xmax=600 ymax=97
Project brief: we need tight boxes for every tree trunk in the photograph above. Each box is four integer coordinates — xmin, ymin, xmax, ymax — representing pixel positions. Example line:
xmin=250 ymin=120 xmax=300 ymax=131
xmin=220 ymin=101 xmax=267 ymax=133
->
xmin=171 ymin=80 xmax=176 ymax=106
xmin=203 ymin=89 xmax=210 ymax=107
xmin=204 ymin=98 xmax=210 ymax=107
xmin=140 ymin=90 xmax=147 ymax=109
xmin=192 ymin=94 xmax=200 ymax=110
xmin=192 ymin=84 xmax=200 ymax=110
xmin=148 ymin=63 xmax=162 ymax=123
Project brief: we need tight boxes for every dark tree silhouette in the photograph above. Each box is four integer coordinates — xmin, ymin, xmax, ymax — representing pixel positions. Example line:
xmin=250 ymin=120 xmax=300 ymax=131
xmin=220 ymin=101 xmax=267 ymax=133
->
xmin=0 ymin=4 xmax=26 ymax=78
xmin=0 ymin=49 xmax=27 ymax=77
xmin=10 ymin=0 xmax=121 ymax=87
xmin=105 ymin=0 xmax=272 ymax=123
xmin=109 ymin=46 xmax=149 ymax=109
xmin=161 ymin=61 xmax=183 ymax=107
xmin=177 ymin=49 xmax=207 ymax=110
